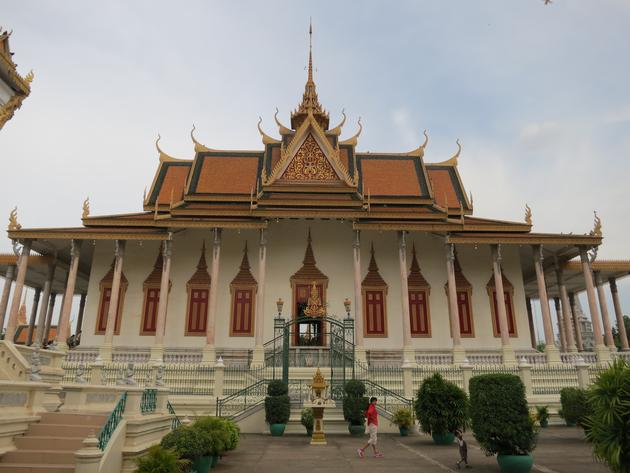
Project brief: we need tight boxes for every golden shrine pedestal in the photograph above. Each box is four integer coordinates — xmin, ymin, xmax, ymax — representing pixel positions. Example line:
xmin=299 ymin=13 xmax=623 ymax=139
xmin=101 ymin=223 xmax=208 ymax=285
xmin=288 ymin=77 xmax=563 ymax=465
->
xmin=303 ymin=368 xmax=335 ymax=445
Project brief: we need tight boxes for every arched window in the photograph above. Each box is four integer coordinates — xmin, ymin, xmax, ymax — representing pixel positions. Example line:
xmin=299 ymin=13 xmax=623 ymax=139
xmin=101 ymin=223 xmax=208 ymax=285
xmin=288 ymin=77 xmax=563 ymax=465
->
xmin=230 ymin=244 xmax=257 ymax=336
xmin=362 ymin=244 xmax=388 ymax=337
xmin=141 ymin=249 xmax=170 ymax=335
xmin=185 ymin=242 xmax=211 ymax=335
xmin=445 ymin=255 xmax=474 ymax=337
xmin=486 ymin=271 xmax=517 ymax=337
xmin=95 ymin=259 xmax=128 ymax=335
xmin=408 ymin=244 xmax=431 ymax=337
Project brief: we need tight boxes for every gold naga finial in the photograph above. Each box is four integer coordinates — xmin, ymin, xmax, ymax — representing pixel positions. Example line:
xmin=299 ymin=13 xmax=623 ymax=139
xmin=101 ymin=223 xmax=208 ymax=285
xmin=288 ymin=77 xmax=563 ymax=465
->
xmin=143 ymin=187 xmax=147 ymax=203
xmin=155 ymin=134 xmax=178 ymax=162
xmin=524 ymin=204 xmax=532 ymax=226
xmin=591 ymin=211 xmax=602 ymax=237
xmin=328 ymin=109 xmax=347 ymax=136
xmin=191 ymin=124 xmax=213 ymax=152
xmin=257 ymin=117 xmax=281 ymax=145
xmin=449 ymin=139 xmax=462 ymax=165
xmin=406 ymin=129 xmax=429 ymax=157
xmin=274 ymin=108 xmax=292 ymax=135
xmin=24 ymin=70 xmax=34 ymax=85
xmin=82 ymin=197 xmax=90 ymax=219
xmin=8 ymin=206 xmax=21 ymax=231
xmin=339 ymin=117 xmax=362 ymax=146
xmin=469 ymin=191 xmax=474 ymax=207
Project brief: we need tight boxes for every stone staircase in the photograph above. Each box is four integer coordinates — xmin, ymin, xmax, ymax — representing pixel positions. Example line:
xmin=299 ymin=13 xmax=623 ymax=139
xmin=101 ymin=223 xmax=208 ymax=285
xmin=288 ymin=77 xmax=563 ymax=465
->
xmin=0 ymin=412 xmax=107 ymax=473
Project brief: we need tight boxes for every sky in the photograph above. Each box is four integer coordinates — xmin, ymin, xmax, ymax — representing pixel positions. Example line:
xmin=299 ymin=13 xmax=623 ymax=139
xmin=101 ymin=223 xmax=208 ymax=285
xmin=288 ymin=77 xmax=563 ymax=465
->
xmin=1 ymin=0 xmax=629 ymax=340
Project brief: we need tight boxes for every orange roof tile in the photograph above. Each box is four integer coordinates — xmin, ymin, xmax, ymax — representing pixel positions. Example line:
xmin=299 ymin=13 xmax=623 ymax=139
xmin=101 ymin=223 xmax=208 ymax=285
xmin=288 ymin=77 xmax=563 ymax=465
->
xmin=408 ymin=244 xmax=429 ymax=288
xmin=231 ymin=244 xmax=257 ymax=286
xmin=157 ymin=165 xmax=190 ymax=205
xmin=361 ymin=159 xmax=421 ymax=196
xmin=291 ymin=230 xmax=328 ymax=281
xmin=427 ymin=168 xmax=460 ymax=208
xmin=196 ymin=156 xmax=259 ymax=194
xmin=362 ymin=244 xmax=387 ymax=288
xmin=188 ymin=242 xmax=211 ymax=286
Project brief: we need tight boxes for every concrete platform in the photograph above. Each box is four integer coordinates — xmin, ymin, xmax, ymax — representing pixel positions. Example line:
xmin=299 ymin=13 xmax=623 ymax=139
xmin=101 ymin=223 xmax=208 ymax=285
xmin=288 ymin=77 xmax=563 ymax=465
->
xmin=215 ymin=427 xmax=609 ymax=473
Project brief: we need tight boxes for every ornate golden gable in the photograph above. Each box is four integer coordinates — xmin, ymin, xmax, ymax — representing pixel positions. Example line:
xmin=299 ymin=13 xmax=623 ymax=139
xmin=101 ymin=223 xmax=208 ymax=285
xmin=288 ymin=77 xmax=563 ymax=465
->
xmin=281 ymin=134 xmax=337 ymax=182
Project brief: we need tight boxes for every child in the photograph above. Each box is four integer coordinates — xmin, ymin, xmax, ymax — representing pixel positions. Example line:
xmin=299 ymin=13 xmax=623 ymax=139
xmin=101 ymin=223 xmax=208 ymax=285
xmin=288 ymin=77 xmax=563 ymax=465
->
xmin=455 ymin=430 xmax=470 ymax=469
xmin=357 ymin=397 xmax=383 ymax=458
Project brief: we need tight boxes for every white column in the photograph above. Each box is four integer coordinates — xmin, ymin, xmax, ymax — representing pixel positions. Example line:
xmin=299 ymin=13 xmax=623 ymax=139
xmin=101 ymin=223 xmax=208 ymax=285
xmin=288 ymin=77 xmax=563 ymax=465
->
xmin=0 ymin=264 xmax=16 ymax=331
xmin=151 ymin=240 xmax=172 ymax=362
xmin=26 ymin=288 xmax=41 ymax=346
xmin=6 ymin=240 xmax=32 ymax=342
xmin=34 ymin=262 xmax=55 ymax=347
xmin=491 ymin=245 xmax=516 ymax=365
xmin=553 ymin=297 xmax=566 ymax=352
xmin=579 ymin=247 xmax=610 ymax=362
xmin=532 ymin=245 xmax=561 ymax=364
xmin=398 ymin=231 xmax=414 ymax=363
xmin=252 ymin=229 xmax=267 ymax=367
xmin=569 ymin=292 xmax=584 ymax=352
xmin=203 ymin=229 xmax=221 ymax=363
xmin=594 ymin=271 xmax=616 ymax=351
xmin=557 ymin=269 xmax=577 ymax=352
xmin=445 ymin=243 xmax=465 ymax=364
xmin=57 ymin=240 xmax=82 ymax=351
xmin=100 ymin=240 xmax=125 ymax=362
xmin=352 ymin=230 xmax=366 ymax=363
xmin=609 ymin=278 xmax=629 ymax=351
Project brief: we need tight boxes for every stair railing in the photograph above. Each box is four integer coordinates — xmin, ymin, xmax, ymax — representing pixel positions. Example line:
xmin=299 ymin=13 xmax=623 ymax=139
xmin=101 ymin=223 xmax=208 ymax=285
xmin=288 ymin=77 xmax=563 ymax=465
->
xmin=167 ymin=400 xmax=182 ymax=430
xmin=98 ymin=392 xmax=127 ymax=450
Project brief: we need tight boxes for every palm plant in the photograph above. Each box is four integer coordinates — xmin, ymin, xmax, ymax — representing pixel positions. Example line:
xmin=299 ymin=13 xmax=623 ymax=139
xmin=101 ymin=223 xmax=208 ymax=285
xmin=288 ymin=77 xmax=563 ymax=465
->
xmin=583 ymin=359 xmax=630 ymax=473
xmin=134 ymin=445 xmax=189 ymax=473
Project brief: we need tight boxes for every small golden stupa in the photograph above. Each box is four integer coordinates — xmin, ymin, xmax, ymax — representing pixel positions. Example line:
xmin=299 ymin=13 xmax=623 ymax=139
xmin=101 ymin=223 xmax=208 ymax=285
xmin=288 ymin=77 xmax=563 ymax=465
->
xmin=303 ymin=281 xmax=326 ymax=317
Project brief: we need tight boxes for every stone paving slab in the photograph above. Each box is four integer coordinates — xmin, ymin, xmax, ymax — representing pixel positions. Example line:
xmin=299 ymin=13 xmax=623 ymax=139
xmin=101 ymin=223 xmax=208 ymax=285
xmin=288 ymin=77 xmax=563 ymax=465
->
xmin=215 ymin=427 xmax=610 ymax=473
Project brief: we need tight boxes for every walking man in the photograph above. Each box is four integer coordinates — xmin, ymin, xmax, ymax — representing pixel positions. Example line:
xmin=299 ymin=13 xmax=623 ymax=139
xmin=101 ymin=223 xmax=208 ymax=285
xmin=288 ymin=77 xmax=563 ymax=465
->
xmin=455 ymin=430 xmax=470 ymax=469
xmin=357 ymin=397 xmax=383 ymax=458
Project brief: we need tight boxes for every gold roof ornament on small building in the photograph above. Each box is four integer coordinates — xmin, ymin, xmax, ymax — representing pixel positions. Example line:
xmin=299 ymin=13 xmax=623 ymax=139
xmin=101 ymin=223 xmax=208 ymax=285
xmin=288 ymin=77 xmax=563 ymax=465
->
xmin=8 ymin=206 xmax=21 ymax=231
xmin=591 ymin=211 xmax=602 ymax=237
xmin=524 ymin=204 xmax=532 ymax=226
xmin=310 ymin=367 xmax=328 ymax=400
xmin=304 ymin=281 xmax=326 ymax=317
xmin=82 ymin=197 xmax=90 ymax=219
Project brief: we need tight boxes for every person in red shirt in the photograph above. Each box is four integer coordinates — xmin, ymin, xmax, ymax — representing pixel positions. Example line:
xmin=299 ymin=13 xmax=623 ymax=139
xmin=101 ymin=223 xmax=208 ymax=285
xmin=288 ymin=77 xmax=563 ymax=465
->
xmin=357 ymin=397 xmax=383 ymax=458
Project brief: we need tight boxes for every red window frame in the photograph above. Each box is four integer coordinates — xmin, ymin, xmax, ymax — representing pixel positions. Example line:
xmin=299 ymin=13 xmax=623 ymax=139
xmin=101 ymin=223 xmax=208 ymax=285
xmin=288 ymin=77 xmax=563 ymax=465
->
xmin=457 ymin=290 xmax=474 ymax=336
xmin=491 ymin=290 xmax=517 ymax=336
xmin=231 ymin=288 xmax=254 ymax=336
xmin=142 ymin=288 xmax=160 ymax=334
xmin=365 ymin=290 xmax=386 ymax=336
xmin=96 ymin=286 xmax=123 ymax=335
xmin=409 ymin=290 xmax=430 ymax=336
xmin=187 ymin=288 xmax=208 ymax=334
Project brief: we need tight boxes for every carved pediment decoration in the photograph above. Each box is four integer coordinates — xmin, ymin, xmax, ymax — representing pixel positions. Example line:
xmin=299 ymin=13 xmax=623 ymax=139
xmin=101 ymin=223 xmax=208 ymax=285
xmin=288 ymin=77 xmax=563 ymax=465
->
xmin=281 ymin=134 xmax=337 ymax=182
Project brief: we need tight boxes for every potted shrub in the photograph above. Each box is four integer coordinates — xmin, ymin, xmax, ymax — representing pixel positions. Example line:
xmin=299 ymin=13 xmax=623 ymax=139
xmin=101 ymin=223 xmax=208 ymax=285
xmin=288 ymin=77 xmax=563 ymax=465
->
xmin=342 ymin=379 xmax=368 ymax=436
xmin=583 ymin=359 xmax=630 ymax=473
xmin=470 ymin=374 xmax=537 ymax=473
xmin=264 ymin=380 xmax=290 ymax=436
xmin=535 ymin=406 xmax=549 ymax=428
xmin=134 ymin=445 xmax=189 ymax=473
xmin=301 ymin=407 xmax=314 ymax=436
xmin=193 ymin=416 xmax=239 ymax=466
xmin=161 ymin=425 xmax=212 ymax=473
xmin=392 ymin=407 xmax=414 ymax=436
xmin=559 ymin=387 xmax=590 ymax=427
xmin=415 ymin=373 xmax=468 ymax=445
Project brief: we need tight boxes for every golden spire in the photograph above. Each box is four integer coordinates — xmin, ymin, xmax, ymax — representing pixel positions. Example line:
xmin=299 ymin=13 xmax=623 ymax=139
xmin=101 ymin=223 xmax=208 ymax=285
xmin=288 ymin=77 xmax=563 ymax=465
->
xmin=291 ymin=21 xmax=329 ymax=130
xmin=591 ymin=211 xmax=602 ymax=237
xmin=524 ymin=204 xmax=532 ymax=226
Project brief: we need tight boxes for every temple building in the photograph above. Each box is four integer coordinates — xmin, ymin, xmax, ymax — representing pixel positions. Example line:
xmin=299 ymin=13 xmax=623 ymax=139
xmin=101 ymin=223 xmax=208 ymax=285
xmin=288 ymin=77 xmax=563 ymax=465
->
xmin=0 ymin=27 xmax=33 ymax=131
xmin=2 ymin=29 xmax=630 ymax=369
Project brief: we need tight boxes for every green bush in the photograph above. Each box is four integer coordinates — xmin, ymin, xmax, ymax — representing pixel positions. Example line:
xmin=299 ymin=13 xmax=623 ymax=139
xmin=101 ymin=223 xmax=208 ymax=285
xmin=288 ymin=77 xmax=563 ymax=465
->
xmin=192 ymin=417 xmax=234 ymax=455
xmin=267 ymin=379 xmax=288 ymax=396
xmin=392 ymin=408 xmax=414 ymax=429
xmin=560 ymin=387 xmax=591 ymax=426
xmin=469 ymin=374 xmax=537 ymax=456
xmin=161 ymin=425 xmax=210 ymax=461
xmin=415 ymin=373 xmax=468 ymax=436
xmin=301 ymin=408 xmax=314 ymax=430
xmin=342 ymin=380 xmax=368 ymax=426
xmin=265 ymin=380 xmax=290 ymax=424
xmin=134 ymin=445 xmax=189 ymax=473
xmin=535 ymin=405 xmax=549 ymax=426
xmin=583 ymin=359 xmax=630 ymax=473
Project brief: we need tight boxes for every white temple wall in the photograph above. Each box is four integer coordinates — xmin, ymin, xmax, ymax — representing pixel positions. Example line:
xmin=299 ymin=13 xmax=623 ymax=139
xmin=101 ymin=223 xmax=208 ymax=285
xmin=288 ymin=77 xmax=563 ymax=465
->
xmin=80 ymin=221 xmax=533 ymax=351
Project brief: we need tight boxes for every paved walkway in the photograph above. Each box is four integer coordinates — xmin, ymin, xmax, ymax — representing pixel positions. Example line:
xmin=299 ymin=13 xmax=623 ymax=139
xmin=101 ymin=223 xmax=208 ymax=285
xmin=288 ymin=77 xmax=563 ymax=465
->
xmin=215 ymin=427 xmax=610 ymax=473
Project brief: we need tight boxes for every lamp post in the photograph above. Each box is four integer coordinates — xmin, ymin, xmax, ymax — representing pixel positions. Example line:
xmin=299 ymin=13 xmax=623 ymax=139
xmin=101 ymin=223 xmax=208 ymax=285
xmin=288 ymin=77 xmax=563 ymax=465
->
xmin=343 ymin=298 xmax=352 ymax=319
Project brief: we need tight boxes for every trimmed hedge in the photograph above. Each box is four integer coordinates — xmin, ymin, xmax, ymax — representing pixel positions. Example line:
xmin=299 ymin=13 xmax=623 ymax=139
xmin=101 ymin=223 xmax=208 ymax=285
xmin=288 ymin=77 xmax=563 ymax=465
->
xmin=559 ymin=387 xmax=591 ymax=427
xmin=161 ymin=425 xmax=211 ymax=461
xmin=415 ymin=373 xmax=468 ymax=436
xmin=342 ymin=380 xmax=368 ymax=426
xmin=193 ymin=417 xmax=240 ymax=455
xmin=265 ymin=381 xmax=290 ymax=424
xmin=469 ymin=373 xmax=537 ymax=456
xmin=134 ymin=445 xmax=188 ymax=473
